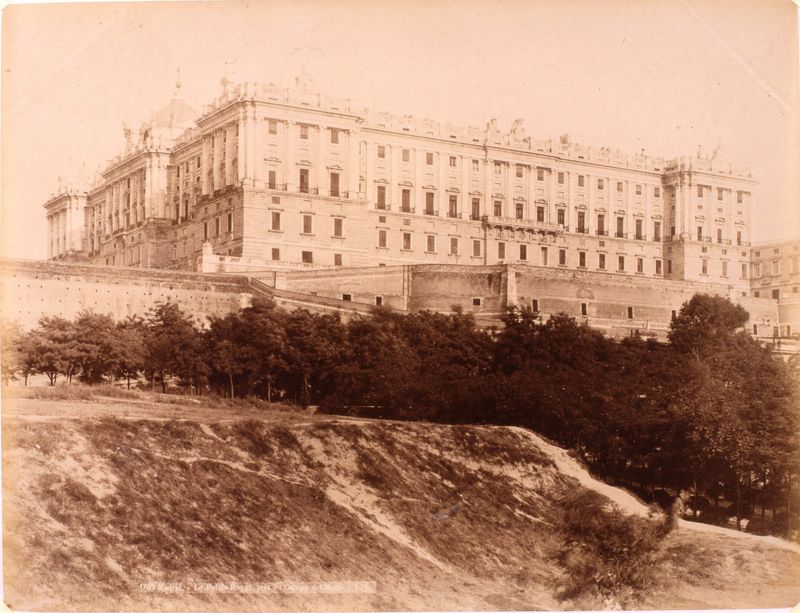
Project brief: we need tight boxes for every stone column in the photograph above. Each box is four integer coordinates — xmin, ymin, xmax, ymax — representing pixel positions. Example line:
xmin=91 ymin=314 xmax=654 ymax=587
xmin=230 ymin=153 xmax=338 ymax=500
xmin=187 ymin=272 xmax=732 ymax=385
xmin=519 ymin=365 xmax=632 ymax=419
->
xmin=484 ymin=156 xmax=492 ymax=217
xmin=285 ymin=121 xmax=296 ymax=192
xmin=315 ymin=124 xmax=324 ymax=195
xmin=414 ymin=146 xmax=423 ymax=210
xmin=504 ymin=162 xmax=512 ymax=218
xmin=391 ymin=145 xmax=400 ymax=208
xmin=345 ymin=130 xmax=358 ymax=198
xmin=438 ymin=152 xmax=447 ymax=217
xmin=461 ymin=155 xmax=469 ymax=218
xmin=548 ymin=169 xmax=556 ymax=224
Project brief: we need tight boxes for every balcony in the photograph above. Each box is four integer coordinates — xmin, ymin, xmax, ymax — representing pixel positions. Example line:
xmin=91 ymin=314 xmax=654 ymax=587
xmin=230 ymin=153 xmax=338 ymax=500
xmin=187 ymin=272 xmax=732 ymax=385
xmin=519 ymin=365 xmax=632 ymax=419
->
xmin=328 ymin=190 xmax=349 ymax=199
xmin=375 ymin=203 xmax=390 ymax=211
xmin=424 ymin=209 xmax=438 ymax=216
xmin=447 ymin=211 xmax=462 ymax=219
xmin=575 ymin=227 xmax=589 ymax=235
xmin=634 ymin=234 xmax=645 ymax=241
xmin=267 ymin=183 xmax=287 ymax=191
xmin=298 ymin=187 xmax=318 ymax=195
xmin=596 ymin=230 xmax=609 ymax=236
xmin=701 ymin=236 xmax=712 ymax=243
xmin=400 ymin=206 xmax=415 ymax=214
xmin=615 ymin=232 xmax=627 ymax=239
xmin=719 ymin=238 xmax=732 ymax=245
xmin=470 ymin=214 xmax=482 ymax=221
xmin=481 ymin=215 xmax=563 ymax=235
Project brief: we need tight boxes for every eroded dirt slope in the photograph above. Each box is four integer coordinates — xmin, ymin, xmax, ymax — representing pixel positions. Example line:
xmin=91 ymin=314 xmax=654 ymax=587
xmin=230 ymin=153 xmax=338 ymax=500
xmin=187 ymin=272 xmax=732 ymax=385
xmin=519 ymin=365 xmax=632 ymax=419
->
xmin=3 ymin=396 xmax=799 ymax=611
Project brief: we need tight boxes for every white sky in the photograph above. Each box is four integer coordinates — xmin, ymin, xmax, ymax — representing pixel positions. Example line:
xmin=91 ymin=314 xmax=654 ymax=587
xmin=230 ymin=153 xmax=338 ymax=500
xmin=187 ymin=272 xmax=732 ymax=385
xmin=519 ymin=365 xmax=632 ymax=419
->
xmin=2 ymin=0 xmax=799 ymax=260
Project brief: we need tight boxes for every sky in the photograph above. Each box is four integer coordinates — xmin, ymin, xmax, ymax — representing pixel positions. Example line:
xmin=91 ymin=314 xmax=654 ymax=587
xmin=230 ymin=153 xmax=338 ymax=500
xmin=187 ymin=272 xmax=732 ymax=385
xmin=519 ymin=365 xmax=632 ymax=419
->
xmin=2 ymin=0 xmax=799 ymax=260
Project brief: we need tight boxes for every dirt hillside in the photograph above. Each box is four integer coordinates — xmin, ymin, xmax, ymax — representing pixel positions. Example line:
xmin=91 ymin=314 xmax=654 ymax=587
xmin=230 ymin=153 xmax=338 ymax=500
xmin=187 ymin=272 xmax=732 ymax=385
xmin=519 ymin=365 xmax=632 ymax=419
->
xmin=3 ymin=394 xmax=799 ymax=611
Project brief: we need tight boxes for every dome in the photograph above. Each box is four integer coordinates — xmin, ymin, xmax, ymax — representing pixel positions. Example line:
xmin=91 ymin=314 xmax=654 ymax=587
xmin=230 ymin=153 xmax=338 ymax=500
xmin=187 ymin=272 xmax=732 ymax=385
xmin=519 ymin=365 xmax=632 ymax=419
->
xmin=149 ymin=98 xmax=198 ymax=130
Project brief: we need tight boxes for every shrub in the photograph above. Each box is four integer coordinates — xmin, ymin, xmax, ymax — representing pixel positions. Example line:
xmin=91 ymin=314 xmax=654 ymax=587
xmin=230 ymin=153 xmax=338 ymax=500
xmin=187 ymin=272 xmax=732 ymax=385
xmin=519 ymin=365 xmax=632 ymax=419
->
xmin=555 ymin=489 xmax=672 ymax=608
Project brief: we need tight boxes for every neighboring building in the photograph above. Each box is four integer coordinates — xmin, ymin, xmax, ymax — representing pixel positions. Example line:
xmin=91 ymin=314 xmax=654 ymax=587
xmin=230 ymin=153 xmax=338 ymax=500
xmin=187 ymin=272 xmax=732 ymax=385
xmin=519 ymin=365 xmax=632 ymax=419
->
xmin=45 ymin=74 xmax=755 ymax=291
xmin=749 ymin=237 xmax=800 ymax=338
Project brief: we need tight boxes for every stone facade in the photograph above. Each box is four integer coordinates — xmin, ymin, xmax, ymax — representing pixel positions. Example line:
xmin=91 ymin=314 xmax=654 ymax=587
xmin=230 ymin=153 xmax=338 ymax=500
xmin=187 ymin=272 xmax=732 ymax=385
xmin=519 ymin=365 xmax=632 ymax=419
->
xmin=748 ymin=237 xmax=800 ymax=337
xmin=46 ymin=77 xmax=756 ymax=289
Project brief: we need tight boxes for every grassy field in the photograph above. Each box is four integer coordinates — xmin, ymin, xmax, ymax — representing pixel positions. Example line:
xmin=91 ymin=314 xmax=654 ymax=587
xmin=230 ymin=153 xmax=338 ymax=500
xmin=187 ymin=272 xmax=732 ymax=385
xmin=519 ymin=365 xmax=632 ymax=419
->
xmin=3 ymin=388 xmax=799 ymax=611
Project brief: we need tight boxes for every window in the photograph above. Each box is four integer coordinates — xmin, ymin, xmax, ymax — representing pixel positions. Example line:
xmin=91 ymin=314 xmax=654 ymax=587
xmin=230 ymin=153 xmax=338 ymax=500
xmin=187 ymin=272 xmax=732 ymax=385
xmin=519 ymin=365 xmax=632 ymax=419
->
xmin=271 ymin=211 xmax=281 ymax=231
xmin=577 ymin=175 xmax=585 ymax=187
xmin=558 ymin=248 xmax=566 ymax=266
xmin=377 ymin=185 xmax=386 ymax=209
xmin=301 ymin=250 xmax=313 ymax=264
xmin=377 ymin=145 xmax=386 ymax=158
xmin=557 ymin=209 xmax=565 ymax=226
xmin=425 ymin=192 xmax=435 ymax=215
xmin=581 ymin=302 xmax=588 ymax=316
xmin=400 ymin=148 xmax=409 ymax=162
xmin=635 ymin=219 xmax=643 ymax=240
xmin=334 ymin=253 xmax=342 ymax=266
xmin=375 ymin=296 xmax=383 ymax=306
xmin=541 ymin=246 xmax=548 ymax=266
xmin=472 ymin=297 xmax=482 ymax=307
xmin=772 ymin=260 xmax=780 ymax=275
xmin=653 ymin=221 xmax=661 ymax=242
xmin=401 ymin=189 xmax=411 ymax=212
xmin=696 ymin=226 xmax=703 ymax=241
xmin=741 ymin=263 xmax=748 ymax=279
xmin=227 ymin=212 xmax=233 ymax=233
xmin=471 ymin=198 xmax=480 ymax=220
xmin=378 ymin=229 xmax=387 ymax=248
xmin=635 ymin=184 xmax=642 ymax=196
xmin=627 ymin=306 xmax=634 ymax=319
xmin=330 ymin=172 xmax=340 ymax=197
xmin=330 ymin=129 xmax=339 ymax=144
xmin=333 ymin=218 xmax=343 ymax=237
xmin=472 ymin=159 xmax=479 ymax=172
xmin=494 ymin=200 xmax=502 ymax=217
xmin=655 ymin=259 xmax=662 ymax=275
xmin=618 ymin=255 xmax=625 ymax=271
xmin=537 ymin=169 xmax=545 ymax=181
xmin=537 ymin=206 xmax=545 ymax=223
xmin=654 ymin=187 xmax=661 ymax=198
xmin=403 ymin=232 xmax=412 ymax=250
xmin=667 ymin=259 xmax=672 ymax=274
xmin=599 ymin=253 xmax=606 ymax=270
xmin=299 ymin=168 xmax=309 ymax=193
xmin=498 ymin=241 xmax=506 ymax=259
xmin=576 ymin=211 xmax=586 ymax=233
xmin=616 ymin=216 xmax=624 ymax=238
xmin=426 ymin=235 xmax=435 ymax=253
xmin=617 ymin=181 xmax=623 ymax=192
xmin=532 ymin=299 xmax=539 ymax=312
xmin=203 ymin=221 xmax=209 ymax=240
xmin=494 ymin=162 xmax=502 ymax=175
xmin=268 ymin=120 xmax=277 ymax=135
xmin=268 ymin=170 xmax=277 ymax=190
xmin=302 ymin=214 xmax=313 ymax=234
xmin=426 ymin=152 xmax=434 ymax=165
xmin=299 ymin=125 xmax=309 ymax=140
xmin=636 ymin=257 xmax=643 ymax=273
xmin=520 ymin=244 xmax=528 ymax=261
xmin=449 ymin=195 xmax=458 ymax=218
xmin=557 ymin=172 xmax=565 ymax=184
xmin=473 ymin=240 xmax=481 ymax=257
xmin=772 ymin=289 xmax=780 ymax=300
xmin=597 ymin=178 xmax=604 ymax=190
xmin=450 ymin=156 xmax=457 ymax=168
xmin=516 ymin=165 xmax=523 ymax=178
xmin=737 ymin=192 xmax=743 ymax=203
xmin=721 ymin=260 xmax=728 ymax=277
xmin=450 ymin=237 xmax=459 ymax=255
xmin=701 ymin=259 xmax=708 ymax=274
xmin=717 ymin=188 xmax=724 ymax=201
xmin=271 ymin=248 xmax=280 ymax=260
xmin=515 ymin=203 xmax=524 ymax=220
xmin=697 ymin=185 xmax=703 ymax=197
xmin=597 ymin=214 xmax=605 ymax=235
xmin=579 ymin=251 xmax=586 ymax=268
xmin=342 ymin=293 xmax=352 ymax=302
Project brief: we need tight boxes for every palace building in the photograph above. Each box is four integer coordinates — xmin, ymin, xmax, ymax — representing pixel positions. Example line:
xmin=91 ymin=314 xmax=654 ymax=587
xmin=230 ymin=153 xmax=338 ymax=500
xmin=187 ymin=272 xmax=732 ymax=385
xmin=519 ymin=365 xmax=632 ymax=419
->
xmin=41 ymin=73 xmax=796 ymax=340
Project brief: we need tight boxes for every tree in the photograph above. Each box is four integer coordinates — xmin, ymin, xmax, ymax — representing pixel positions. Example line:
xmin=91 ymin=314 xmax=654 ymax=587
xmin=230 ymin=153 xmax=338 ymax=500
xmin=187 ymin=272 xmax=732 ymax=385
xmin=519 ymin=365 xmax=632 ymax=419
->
xmin=114 ymin=317 xmax=146 ymax=388
xmin=1 ymin=320 xmax=25 ymax=385
xmin=144 ymin=302 xmax=205 ymax=393
xmin=72 ymin=311 xmax=118 ymax=384
xmin=668 ymin=293 xmax=748 ymax=354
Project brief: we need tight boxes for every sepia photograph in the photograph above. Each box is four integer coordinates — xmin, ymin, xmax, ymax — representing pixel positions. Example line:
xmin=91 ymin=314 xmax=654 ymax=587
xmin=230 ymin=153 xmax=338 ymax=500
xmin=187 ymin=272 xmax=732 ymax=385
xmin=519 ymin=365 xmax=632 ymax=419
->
xmin=1 ymin=0 xmax=799 ymax=610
